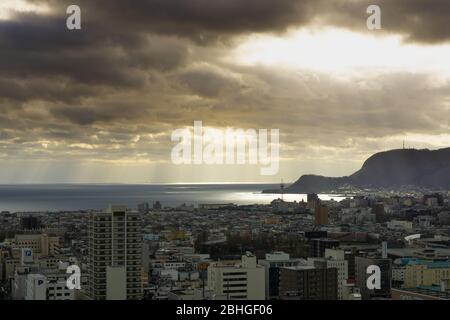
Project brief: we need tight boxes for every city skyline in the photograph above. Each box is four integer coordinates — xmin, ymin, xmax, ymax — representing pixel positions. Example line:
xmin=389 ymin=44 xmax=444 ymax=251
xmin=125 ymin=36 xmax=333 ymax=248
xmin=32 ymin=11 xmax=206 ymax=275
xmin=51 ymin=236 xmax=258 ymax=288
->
xmin=0 ymin=0 xmax=449 ymax=184
xmin=2 ymin=0 xmax=450 ymax=307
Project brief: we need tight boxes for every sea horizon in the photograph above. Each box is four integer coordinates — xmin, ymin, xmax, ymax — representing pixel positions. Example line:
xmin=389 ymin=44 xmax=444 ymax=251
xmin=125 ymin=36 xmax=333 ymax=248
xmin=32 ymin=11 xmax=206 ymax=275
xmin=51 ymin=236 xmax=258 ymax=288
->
xmin=0 ymin=183 xmax=347 ymax=213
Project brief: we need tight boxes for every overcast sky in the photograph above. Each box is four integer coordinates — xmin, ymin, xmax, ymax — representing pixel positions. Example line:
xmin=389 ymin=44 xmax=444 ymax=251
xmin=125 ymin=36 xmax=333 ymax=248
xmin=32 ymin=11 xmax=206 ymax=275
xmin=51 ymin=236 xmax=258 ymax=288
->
xmin=0 ymin=0 xmax=449 ymax=183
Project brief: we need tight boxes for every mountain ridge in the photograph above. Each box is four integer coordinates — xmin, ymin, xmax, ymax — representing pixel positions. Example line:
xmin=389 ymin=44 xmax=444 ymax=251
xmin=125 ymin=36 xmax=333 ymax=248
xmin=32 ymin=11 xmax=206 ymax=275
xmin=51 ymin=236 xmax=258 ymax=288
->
xmin=269 ymin=148 xmax=450 ymax=193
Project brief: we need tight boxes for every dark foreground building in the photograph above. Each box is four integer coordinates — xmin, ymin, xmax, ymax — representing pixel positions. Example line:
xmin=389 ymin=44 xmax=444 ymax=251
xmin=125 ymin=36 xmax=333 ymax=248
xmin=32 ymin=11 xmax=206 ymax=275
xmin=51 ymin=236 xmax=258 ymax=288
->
xmin=279 ymin=266 xmax=338 ymax=300
xmin=308 ymin=239 xmax=340 ymax=258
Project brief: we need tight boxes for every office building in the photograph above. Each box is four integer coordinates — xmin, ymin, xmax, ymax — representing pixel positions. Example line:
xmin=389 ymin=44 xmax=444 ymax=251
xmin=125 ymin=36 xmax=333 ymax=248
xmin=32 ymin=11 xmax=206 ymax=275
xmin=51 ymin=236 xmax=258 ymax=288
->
xmin=208 ymin=252 xmax=265 ymax=300
xmin=315 ymin=204 xmax=329 ymax=226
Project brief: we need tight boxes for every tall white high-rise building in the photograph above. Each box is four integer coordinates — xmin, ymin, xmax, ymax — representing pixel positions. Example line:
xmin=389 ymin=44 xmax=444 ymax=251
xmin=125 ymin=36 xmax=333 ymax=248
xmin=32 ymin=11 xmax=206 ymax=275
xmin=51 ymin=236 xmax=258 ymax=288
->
xmin=87 ymin=205 xmax=142 ymax=300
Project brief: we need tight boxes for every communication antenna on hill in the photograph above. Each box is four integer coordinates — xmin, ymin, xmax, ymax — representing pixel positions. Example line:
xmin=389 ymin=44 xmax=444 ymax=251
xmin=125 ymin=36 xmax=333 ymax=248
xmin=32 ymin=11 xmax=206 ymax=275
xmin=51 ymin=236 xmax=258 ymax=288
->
xmin=280 ymin=179 xmax=285 ymax=201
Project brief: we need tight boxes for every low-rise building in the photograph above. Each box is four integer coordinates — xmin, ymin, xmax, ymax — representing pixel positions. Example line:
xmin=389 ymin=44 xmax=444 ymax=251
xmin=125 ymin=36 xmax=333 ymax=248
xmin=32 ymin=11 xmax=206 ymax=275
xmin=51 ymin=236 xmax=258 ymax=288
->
xmin=208 ymin=252 xmax=265 ymax=300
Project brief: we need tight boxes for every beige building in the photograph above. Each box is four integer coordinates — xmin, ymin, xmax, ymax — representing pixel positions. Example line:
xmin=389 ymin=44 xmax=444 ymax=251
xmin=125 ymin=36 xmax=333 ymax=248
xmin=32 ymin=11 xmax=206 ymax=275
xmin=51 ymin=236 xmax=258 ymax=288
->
xmin=87 ymin=206 xmax=143 ymax=300
xmin=387 ymin=220 xmax=413 ymax=231
xmin=315 ymin=204 xmax=329 ymax=226
xmin=7 ymin=234 xmax=60 ymax=256
xmin=1 ymin=235 xmax=60 ymax=282
xmin=4 ymin=258 xmax=20 ymax=282
xmin=208 ymin=252 xmax=265 ymax=300
xmin=404 ymin=261 xmax=450 ymax=288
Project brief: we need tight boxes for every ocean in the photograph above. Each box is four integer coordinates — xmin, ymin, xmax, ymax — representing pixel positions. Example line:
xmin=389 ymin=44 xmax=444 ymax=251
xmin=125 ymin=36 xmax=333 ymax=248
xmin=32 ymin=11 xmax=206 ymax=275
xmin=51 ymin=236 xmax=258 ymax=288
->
xmin=0 ymin=184 xmax=348 ymax=212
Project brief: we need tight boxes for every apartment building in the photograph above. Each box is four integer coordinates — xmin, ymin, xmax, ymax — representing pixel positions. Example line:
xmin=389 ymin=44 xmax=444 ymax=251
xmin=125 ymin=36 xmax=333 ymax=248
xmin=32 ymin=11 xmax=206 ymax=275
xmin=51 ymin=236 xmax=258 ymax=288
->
xmin=87 ymin=206 xmax=143 ymax=300
xmin=308 ymin=249 xmax=348 ymax=300
xmin=404 ymin=260 xmax=450 ymax=288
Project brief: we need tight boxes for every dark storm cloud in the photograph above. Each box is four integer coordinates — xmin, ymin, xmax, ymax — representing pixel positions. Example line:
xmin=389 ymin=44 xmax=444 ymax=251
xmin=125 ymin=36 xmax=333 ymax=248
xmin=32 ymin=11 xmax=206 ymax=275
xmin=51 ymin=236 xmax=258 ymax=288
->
xmin=0 ymin=12 xmax=188 ymax=94
xmin=176 ymin=65 xmax=242 ymax=97
xmin=0 ymin=0 xmax=449 ymax=171
xmin=27 ymin=0 xmax=450 ymax=44
xmin=398 ymin=0 xmax=450 ymax=43
xmin=50 ymin=102 xmax=151 ymax=126
xmin=323 ymin=0 xmax=450 ymax=44
xmin=0 ymin=77 xmax=97 ymax=103
xmin=1 ymin=0 xmax=446 ymax=99
xmin=28 ymin=0 xmax=316 ymax=42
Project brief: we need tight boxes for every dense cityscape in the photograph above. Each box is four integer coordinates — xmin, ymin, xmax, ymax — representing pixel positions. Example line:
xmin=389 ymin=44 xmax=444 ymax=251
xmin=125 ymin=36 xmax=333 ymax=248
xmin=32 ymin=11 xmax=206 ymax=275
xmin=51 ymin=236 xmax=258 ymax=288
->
xmin=1 ymin=1 xmax=450 ymax=314
xmin=1 ymin=189 xmax=449 ymax=301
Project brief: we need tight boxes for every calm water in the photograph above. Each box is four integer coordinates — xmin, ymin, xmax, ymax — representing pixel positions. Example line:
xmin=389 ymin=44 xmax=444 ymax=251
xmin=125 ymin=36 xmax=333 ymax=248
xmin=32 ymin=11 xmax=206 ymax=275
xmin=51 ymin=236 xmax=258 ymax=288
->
xmin=0 ymin=184 xmax=348 ymax=212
